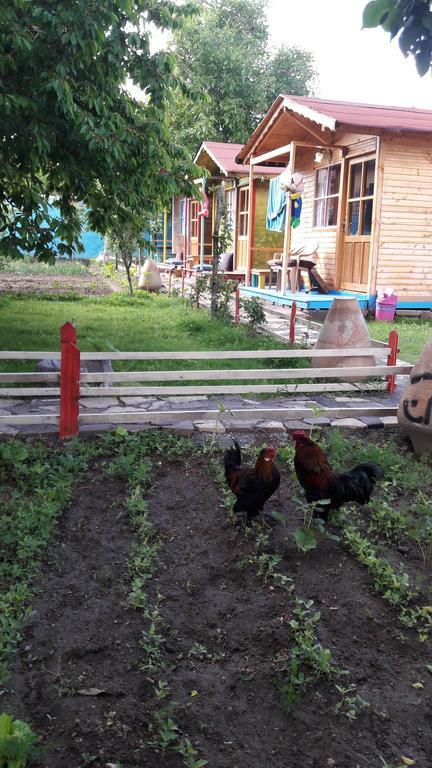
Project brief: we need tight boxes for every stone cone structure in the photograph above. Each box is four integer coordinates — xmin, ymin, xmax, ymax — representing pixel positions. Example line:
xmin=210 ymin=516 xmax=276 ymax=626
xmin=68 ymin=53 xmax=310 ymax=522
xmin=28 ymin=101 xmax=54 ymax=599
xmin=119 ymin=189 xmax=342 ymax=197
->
xmin=398 ymin=337 xmax=432 ymax=454
xmin=138 ymin=259 xmax=162 ymax=291
xmin=311 ymin=296 xmax=375 ymax=381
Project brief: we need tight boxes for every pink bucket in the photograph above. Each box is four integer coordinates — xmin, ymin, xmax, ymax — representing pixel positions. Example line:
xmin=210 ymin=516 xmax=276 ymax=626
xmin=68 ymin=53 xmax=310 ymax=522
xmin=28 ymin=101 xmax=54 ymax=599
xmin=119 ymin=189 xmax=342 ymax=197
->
xmin=375 ymin=289 xmax=397 ymax=322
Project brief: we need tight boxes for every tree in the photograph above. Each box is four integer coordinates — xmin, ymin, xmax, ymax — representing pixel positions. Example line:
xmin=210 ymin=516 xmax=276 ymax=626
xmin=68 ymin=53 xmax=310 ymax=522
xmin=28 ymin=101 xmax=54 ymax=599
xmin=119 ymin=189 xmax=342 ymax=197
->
xmin=169 ymin=0 xmax=317 ymax=156
xmin=363 ymin=0 xmax=432 ymax=76
xmin=0 ymin=0 xmax=199 ymax=261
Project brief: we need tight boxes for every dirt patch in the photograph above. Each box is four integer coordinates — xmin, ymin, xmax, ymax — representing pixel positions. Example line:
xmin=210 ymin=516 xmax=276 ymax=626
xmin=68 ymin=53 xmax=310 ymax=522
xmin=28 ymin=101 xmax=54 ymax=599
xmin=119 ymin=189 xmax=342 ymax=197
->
xmin=3 ymin=442 xmax=432 ymax=768
xmin=0 ymin=269 xmax=115 ymax=296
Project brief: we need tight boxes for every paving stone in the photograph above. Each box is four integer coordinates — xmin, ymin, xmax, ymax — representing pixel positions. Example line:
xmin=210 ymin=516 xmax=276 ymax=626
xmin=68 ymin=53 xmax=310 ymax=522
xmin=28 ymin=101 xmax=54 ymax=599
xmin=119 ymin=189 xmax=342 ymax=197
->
xmin=0 ymin=408 xmax=13 ymax=416
xmin=359 ymin=416 xmax=384 ymax=428
xmin=0 ymin=425 xmax=18 ymax=435
xmin=255 ymin=420 xmax=286 ymax=431
xmin=79 ymin=397 xmax=120 ymax=408
xmin=165 ymin=395 xmax=208 ymax=403
xmin=330 ymin=418 xmax=367 ymax=429
xmin=119 ymin=396 xmax=150 ymax=406
xmin=194 ymin=420 xmax=226 ymax=433
xmin=30 ymin=398 xmax=59 ymax=407
xmin=0 ymin=399 xmax=27 ymax=408
xmin=304 ymin=417 xmax=331 ymax=426
xmin=225 ymin=420 xmax=258 ymax=432
xmin=380 ymin=415 xmax=399 ymax=426
xmin=168 ymin=420 xmax=195 ymax=436
xmin=284 ymin=420 xmax=309 ymax=429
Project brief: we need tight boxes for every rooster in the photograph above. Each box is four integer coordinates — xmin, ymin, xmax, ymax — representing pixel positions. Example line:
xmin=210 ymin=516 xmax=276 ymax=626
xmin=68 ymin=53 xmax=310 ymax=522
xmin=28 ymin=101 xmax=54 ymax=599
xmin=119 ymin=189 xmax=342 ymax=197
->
xmin=224 ymin=440 xmax=280 ymax=527
xmin=292 ymin=430 xmax=382 ymax=520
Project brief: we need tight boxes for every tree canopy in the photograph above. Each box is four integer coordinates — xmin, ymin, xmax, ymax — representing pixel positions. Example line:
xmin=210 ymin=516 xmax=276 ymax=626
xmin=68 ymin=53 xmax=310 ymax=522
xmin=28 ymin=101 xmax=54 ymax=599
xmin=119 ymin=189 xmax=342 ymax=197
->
xmin=169 ymin=0 xmax=317 ymax=156
xmin=363 ymin=0 xmax=432 ymax=76
xmin=0 ymin=0 xmax=199 ymax=260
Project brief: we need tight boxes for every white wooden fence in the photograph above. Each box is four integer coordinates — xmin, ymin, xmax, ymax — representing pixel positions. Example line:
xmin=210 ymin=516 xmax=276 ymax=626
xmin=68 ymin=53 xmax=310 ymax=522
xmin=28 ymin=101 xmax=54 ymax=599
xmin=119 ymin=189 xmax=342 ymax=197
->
xmin=0 ymin=324 xmax=410 ymax=437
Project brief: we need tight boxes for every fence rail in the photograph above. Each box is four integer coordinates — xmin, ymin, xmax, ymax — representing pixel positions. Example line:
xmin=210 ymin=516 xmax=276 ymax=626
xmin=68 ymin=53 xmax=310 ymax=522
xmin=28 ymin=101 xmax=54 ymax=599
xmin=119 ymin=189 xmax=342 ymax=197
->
xmin=0 ymin=323 xmax=406 ymax=438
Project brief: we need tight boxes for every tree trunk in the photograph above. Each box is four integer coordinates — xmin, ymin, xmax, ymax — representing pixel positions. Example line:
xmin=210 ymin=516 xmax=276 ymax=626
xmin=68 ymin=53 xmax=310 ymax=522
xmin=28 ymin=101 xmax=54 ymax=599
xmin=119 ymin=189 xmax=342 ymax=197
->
xmin=121 ymin=251 xmax=134 ymax=296
xmin=210 ymin=186 xmax=224 ymax=319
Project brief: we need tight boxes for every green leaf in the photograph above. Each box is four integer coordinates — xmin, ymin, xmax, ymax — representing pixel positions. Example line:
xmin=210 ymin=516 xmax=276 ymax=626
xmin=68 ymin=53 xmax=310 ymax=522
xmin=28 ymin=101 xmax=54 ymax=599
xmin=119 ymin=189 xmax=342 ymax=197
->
xmin=293 ymin=527 xmax=317 ymax=552
xmin=362 ymin=0 xmax=392 ymax=28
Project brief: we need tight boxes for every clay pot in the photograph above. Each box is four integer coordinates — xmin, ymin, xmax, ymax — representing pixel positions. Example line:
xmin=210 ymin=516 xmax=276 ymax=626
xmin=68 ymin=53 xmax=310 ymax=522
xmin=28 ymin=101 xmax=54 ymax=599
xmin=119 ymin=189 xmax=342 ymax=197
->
xmin=311 ymin=297 xmax=375 ymax=380
xmin=398 ymin=337 xmax=432 ymax=454
xmin=138 ymin=259 xmax=162 ymax=291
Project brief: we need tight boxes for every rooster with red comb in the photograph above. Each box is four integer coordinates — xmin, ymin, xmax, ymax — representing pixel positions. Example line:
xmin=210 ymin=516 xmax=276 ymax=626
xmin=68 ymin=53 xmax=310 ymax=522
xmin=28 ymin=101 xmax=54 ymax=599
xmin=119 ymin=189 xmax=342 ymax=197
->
xmin=292 ymin=430 xmax=382 ymax=520
xmin=223 ymin=440 xmax=280 ymax=527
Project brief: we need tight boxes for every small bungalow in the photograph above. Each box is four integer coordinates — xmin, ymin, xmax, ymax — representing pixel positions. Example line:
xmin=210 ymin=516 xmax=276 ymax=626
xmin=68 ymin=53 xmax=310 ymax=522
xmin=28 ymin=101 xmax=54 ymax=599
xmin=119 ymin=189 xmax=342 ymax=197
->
xmin=235 ymin=94 xmax=432 ymax=311
xmin=169 ymin=142 xmax=284 ymax=283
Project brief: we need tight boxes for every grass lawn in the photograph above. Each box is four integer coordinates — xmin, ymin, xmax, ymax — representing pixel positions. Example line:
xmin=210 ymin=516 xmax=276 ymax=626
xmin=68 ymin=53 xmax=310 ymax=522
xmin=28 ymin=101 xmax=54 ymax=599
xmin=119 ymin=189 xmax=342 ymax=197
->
xmin=0 ymin=292 xmax=304 ymax=379
xmin=2 ymin=428 xmax=432 ymax=766
xmin=370 ymin=317 xmax=432 ymax=363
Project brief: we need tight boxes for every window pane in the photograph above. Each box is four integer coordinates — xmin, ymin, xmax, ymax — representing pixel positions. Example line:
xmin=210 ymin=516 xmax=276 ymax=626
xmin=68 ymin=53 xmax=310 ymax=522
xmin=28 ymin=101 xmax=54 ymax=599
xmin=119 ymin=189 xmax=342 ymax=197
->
xmin=348 ymin=201 xmax=360 ymax=236
xmin=363 ymin=159 xmax=375 ymax=197
xmin=350 ymin=164 xmax=362 ymax=199
xmin=315 ymin=168 xmax=328 ymax=198
xmin=326 ymin=197 xmax=339 ymax=226
xmin=314 ymin=199 xmax=326 ymax=227
xmin=328 ymin=165 xmax=341 ymax=196
xmin=361 ymin=199 xmax=373 ymax=235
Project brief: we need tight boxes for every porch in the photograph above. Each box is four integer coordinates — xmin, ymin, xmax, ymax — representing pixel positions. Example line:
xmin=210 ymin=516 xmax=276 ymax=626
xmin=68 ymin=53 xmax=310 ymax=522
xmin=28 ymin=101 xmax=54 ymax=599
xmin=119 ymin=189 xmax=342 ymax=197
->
xmin=240 ymin=285 xmax=371 ymax=311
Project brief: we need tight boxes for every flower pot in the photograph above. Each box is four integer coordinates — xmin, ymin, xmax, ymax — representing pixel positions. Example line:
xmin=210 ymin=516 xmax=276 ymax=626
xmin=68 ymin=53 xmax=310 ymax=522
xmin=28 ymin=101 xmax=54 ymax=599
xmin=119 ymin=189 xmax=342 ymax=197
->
xmin=138 ymin=259 xmax=162 ymax=291
xmin=311 ymin=297 xmax=375 ymax=381
xmin=397 ymin=337 xmax=432 ymax=454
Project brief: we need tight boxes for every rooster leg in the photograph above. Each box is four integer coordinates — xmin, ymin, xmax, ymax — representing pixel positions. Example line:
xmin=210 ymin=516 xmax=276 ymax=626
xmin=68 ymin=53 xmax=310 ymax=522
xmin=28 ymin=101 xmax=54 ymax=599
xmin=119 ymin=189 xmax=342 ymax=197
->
xmin=260 ymin=509 xmax=272 ymax=530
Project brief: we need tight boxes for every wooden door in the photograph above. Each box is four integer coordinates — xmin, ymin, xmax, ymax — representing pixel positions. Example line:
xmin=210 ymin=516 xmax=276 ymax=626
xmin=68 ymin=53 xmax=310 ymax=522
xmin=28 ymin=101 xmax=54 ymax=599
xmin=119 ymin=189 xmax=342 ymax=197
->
xmin=189 ymin=200 xmax=199 ymax=260
xmin=341 ymin=157 xmax=376 ymax=292
xmin=236 ymin=187 xmax=249 ymax=270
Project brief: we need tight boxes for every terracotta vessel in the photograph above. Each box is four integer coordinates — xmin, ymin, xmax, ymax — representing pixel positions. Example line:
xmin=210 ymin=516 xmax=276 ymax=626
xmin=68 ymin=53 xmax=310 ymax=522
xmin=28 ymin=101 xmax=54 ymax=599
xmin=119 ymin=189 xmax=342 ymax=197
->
xmin=311 ymin=297 xmax=375 ymax=380
xmin=397 ymin=337 xmax=432 ymax=454
xmin=138 ymin=259 xmax=162 ymax=291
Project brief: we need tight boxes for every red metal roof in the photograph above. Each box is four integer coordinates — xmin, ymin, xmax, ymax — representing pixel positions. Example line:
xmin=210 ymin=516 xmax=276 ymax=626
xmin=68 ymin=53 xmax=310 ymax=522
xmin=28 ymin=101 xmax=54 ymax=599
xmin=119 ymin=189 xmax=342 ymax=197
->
xmin=195 ymin=141 xmax=282 ymax=175
xmin=282 ymin=94 xmax=432 ymax=132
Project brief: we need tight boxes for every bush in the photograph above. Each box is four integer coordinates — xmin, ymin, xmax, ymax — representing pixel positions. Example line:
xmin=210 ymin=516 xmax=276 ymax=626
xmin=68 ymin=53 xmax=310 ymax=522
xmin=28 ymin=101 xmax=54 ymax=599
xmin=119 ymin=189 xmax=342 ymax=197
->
xmin=241 ymin=296 xmax=267 ymax=328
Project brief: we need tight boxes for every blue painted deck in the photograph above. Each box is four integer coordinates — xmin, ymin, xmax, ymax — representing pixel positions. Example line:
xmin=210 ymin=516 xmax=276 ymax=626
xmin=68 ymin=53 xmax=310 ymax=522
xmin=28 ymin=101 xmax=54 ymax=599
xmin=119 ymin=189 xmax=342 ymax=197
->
xmin=239 ymin=286 xmax=370 ymax=311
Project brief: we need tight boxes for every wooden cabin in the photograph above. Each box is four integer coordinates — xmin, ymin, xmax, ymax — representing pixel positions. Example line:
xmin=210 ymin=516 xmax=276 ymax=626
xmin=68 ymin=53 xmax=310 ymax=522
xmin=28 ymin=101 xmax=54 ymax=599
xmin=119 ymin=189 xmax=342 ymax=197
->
xmin=170 ymin=142 xmax=284 ymax=283
xmin=236 ymin=94 xmax=432 ymax=311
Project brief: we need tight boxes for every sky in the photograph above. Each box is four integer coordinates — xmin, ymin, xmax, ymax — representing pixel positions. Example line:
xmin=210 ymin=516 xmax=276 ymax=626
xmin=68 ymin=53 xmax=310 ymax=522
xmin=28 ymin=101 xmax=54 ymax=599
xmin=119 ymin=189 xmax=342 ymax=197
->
xmin=268 ymin=0 xmax=432 ymax=108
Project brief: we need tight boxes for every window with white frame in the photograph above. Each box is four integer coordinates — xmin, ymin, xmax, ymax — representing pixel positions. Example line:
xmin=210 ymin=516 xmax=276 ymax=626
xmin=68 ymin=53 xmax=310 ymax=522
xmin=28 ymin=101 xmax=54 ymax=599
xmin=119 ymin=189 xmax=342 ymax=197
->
xmin=313 ymin=164 xmax=341 ymax=228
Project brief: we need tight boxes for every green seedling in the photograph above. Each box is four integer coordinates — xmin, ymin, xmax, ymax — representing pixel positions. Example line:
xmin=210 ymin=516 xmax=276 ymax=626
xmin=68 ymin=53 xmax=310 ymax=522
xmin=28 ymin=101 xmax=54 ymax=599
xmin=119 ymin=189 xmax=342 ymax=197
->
xmin=0 ymin=713 xmax=38 ymax=768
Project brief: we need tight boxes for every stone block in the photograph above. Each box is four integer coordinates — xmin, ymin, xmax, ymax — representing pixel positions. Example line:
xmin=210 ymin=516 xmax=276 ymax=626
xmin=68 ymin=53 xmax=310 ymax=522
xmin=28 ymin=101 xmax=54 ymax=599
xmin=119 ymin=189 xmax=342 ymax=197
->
xmin=195 ymin=420 xmax=225 ymax=433
xmin=359 ymin=416 xmax=384 ymax=428
xmin=166 ymin=395 xmax=208 ymax=403
xmin=169 ymin=420 xmax=195 ymax=436
xmin=225 ymin=421 xmax=258 ymax=432
xmin=330 ymin=418 xmax=367 ymax=429
xmin=255 ymin=420 xmax=286 ymax=431
xmin=284 ymin=420 xmax=310 ymax=429
xmin=380 ymin=416 xmax=398 ymax=426
xmin=304 ymin=417 xmax=331 ymax=426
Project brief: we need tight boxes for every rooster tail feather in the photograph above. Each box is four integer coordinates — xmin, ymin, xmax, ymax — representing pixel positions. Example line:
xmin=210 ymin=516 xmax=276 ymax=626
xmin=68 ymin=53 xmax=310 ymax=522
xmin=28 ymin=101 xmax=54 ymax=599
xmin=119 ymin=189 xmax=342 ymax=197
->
xmin=224 ymin=439 xmax=241 ymax=482
xmin=350 ymin=462 xmax=383 ymax=481
xmin=331 ymin=462 xmax=382 ymax=507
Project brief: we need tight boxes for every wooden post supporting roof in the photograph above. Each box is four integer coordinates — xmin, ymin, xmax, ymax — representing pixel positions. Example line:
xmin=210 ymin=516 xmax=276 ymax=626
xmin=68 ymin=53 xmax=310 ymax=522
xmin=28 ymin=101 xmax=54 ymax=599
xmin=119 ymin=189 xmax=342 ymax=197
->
xmin=281 ymin=142 xmax=296 ymax=294
xmin=246 ymin=158 xmax=254 ymax=286
xmin=200 ymin=177 xmax=205 ymax=269
xmin=367 ymin=136 xmax=383 ymax=299
xmin=163 ymin=209 xmax=168 ymax=261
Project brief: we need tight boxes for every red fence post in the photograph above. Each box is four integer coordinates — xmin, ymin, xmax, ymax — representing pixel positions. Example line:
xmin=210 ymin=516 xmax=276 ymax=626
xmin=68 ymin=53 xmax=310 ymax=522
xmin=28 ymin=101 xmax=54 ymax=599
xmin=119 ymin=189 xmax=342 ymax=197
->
xmin=235 ymin=285 xmax=240 ymax=325
xmin=289 ymin=301 xmax=297 ymax=346
xmin=386 ymin=329 xmax=399 ymax=394
xmin=59 ymin=322 xmax=80 ymax=439
xmin=181 ymin=268 xmax=185 ymax=298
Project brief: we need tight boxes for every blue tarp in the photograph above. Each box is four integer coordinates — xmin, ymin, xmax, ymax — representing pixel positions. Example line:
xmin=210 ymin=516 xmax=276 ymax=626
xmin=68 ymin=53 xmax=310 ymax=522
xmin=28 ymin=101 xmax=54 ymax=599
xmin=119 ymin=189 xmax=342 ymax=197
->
xmin=266 ymin=177 xmax=287 ymax=232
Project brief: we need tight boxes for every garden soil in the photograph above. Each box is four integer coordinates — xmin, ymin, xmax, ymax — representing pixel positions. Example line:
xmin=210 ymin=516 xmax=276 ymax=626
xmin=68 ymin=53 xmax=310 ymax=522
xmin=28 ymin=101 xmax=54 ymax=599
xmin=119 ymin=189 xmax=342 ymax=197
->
xmin=3 ymin=440 xmax=432 ymax=768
